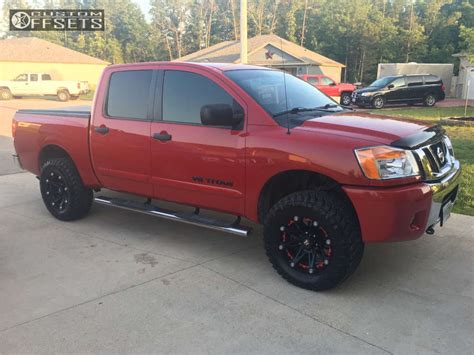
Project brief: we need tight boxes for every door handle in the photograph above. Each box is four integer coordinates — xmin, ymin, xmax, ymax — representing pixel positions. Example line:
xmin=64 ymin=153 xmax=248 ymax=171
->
xmin=95 ymin=126 xmax=109 ymax=135
xmin=153 ymin=132 xmax=172 ymax=141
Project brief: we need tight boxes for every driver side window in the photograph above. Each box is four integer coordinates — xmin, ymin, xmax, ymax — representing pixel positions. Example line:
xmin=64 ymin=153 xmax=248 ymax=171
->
xmin=391 ymin=78 xmax=406 ymax=88
xmin=15 ymin=74 xmax=27 ymax=81
xmin=320 ymin=77 xmax=335 ymax=86
xmin=162 ymin=70 xmax=241 ymax=125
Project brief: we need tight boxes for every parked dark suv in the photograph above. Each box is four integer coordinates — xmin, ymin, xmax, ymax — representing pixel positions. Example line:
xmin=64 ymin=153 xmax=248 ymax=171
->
xmin=352 ymin=74 xmax=446 ymax=109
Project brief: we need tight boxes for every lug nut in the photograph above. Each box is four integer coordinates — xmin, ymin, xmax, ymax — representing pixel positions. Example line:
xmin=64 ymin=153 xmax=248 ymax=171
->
xmin=309 ymin=268 xmax=314 ymax=274
xmin=46 ymin=191 xmax=50 ymax=195
xmin=58 ymin=176 xmax=61 ymax=180
xmin=278 ymin=244 xmax=284 ymax=250
xmin=293 ymin=216 xmax=299 ymax=221
xmin=64 ymin=187 xmax=68 ymax=191
xmin=326 ymin=240 xmax=331 ymax=245
xmin=324 ymin=259 xmax=329 ymax=265
xmin=290 ymin=262 xmax=295 ymax=268
xmin=313 ymin=221 xmax=318 ymax=227
xmin=280 ymin=226 xmax=285 ymax=232
xmin=46 ymin=179 xmax=49 ymax=183
xmin=52 ymin=202 xmax=55 ymax=206
xmin=50 ymin=172 xmax=54 ymax=176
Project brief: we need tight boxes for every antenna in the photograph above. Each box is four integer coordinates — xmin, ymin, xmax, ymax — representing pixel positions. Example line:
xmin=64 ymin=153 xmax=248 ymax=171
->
xmin=280 ymin=37 xmax=290 ymax=135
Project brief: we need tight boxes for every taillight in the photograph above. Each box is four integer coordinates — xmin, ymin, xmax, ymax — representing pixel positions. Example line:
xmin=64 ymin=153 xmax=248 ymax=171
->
xmin=441 ymin=84 xmax=445 ymax=92
xmin=12 ymin=120 xmax=17 ymax=138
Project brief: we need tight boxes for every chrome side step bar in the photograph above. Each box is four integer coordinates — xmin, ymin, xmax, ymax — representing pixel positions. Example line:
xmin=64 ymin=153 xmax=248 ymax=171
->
xmin=94 ymin=196 xmax=251 ymax=237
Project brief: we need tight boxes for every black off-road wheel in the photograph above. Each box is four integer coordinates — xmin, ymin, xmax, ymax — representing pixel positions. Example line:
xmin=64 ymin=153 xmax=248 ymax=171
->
xmin=264 ymin=190 xmax=364 ymax=291
xmin=40 ymin=158 xmax=93 ymax=221
xmin=372 ymin=96 xmax=385 ymax=109
xmin=423 ymin=94 xmax=436 ymax=107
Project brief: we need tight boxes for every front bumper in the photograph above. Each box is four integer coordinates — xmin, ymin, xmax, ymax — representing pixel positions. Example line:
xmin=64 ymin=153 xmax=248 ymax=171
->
xmin=352 ymin=94 xmax=373 ymax=106
xmin=343 ymin=160 xmax=461 ymax=243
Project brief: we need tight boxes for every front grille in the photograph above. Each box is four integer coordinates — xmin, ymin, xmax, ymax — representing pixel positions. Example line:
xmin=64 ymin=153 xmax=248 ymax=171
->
xmin=428 ymin=140 xmax=449 ymax=172
xmin=415 ymin=137 xmax=454 ymax=180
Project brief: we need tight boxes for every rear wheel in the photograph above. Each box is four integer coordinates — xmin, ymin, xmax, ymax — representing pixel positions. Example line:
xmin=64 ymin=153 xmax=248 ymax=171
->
xmin=340 ymin=92 xmax=352 ymax=106
xmin=264 ymin=190 xmax=364 ymax=291
xmin=424 ymin=94 xmax=436 ymax=107
xmin=57 ymin=89 xmax=70 ymax=102
xmin=0 ymin=88 xmax=12 ymax=100
xmin=40 ymin=158 xmax=93 ymax=221
xmin=372 ymin=96 xmax=385 ymax=109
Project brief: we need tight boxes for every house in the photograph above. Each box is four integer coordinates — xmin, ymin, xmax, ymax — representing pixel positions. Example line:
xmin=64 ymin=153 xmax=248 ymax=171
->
xmin=452 ymin=53 xmax=474 ymax=100
xmin=0 ymin=37 xmax=108 ymax=88
xmin=177 ymin=34 xmax=345 ymax=82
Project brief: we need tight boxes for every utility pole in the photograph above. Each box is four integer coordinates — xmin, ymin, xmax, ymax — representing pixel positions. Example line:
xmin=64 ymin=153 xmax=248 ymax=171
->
xmin=240 ymin=0 xmax=248 ymax=64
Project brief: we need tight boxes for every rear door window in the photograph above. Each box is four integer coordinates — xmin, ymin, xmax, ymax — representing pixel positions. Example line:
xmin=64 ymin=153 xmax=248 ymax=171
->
xmin=106 ymin=70 xmax=153 ymax=120
xmin=162 ymin=70 xmax=236 ymax=125
xmin=30 ymin=74 xmax=38 ymax=81
xmin=406 ymin=76 xmax=423 ymax=86
xmin=41 ymin=74 xmax=52 ymax=80
xmin=307 ymin=77 xmax=318 ymax=84
xmin=424 ymin=75 xmax=441 ymax=85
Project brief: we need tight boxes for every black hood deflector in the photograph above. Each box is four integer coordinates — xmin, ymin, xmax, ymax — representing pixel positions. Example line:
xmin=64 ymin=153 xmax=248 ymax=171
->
xmin=391 ymin=124 xmax=445 ymax=149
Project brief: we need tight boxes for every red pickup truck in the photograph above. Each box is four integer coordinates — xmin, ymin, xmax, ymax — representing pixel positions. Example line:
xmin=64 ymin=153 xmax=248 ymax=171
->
xmin=298 ymin=74 xmax=356 ymax=106
xmin=12 ymin=62 xmax=461 ymax=291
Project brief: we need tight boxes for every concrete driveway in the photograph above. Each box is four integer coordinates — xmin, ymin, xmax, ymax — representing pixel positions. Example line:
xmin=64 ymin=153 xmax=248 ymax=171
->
xmin=1 ymin=98 xmax=473 ymax=353
xmin=0 ymin=171 xmax=473 ymax=353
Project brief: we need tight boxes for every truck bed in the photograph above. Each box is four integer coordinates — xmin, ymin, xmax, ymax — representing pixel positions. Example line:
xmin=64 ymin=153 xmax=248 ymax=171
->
xmin=13 ymin=106 xmax=99 ymax=187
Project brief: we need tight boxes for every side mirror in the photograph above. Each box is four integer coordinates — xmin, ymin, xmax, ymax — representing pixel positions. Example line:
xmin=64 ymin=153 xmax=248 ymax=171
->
xmin=329 ymin=82 xmax=336 ymax=86
xmin=201 ymin=103 xmax=243 ymax=129
xmin=387 ymin=84 xmax=394 ymax=90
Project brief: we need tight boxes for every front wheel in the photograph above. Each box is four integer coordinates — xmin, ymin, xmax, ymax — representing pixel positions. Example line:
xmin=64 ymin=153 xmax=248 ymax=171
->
xmin=424 ymin=94 xmax=436 ymax=107
xmin=40 ymin=158 xmax=93 ymax=221
xmin=340 ymin=92 xmax=352 ymax=106
xmin=372 ymin=96 xmax=385 ymax=109
xmin=264 ymin=191 xmax=364 ymax=291
xmin=0 ymin=88 xmax=12 ymax=100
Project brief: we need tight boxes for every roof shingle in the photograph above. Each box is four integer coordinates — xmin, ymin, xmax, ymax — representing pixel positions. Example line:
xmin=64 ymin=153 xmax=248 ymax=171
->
xmin=177 ymin=34 xmax=344 ymax=68
xmin=0 ymin=37 xmax=109 ymax=65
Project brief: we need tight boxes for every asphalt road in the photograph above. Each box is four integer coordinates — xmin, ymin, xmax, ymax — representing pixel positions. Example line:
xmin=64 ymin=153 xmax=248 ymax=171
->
xmin=0 ymin=98 xmax=473 ymax=353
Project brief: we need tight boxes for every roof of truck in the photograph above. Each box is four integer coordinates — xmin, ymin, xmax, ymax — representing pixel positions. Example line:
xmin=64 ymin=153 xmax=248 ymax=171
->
xmin=106 ymin=61 xmax=273 ymax=72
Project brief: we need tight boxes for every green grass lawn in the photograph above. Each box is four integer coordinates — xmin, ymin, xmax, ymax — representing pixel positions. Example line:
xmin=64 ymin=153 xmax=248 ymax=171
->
xmin=366 ymin=106 xmax=474 ymax=121
xmin=367 ymin=106 xmax=473 ymax=216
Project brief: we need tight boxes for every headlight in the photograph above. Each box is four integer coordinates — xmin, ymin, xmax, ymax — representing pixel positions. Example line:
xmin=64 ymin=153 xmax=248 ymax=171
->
xmin=355 ymin=146 xmax=420 ymax=180
xmin=360 ymin=92 xmax=372 ymax=97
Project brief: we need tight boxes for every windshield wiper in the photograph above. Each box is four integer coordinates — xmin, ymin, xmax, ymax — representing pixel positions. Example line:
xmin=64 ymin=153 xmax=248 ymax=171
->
xmin=273 ymin=105 xmax=340 ymax=118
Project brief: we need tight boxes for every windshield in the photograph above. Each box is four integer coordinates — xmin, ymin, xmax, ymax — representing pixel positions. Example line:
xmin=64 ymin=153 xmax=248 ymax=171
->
xmin=225 ymin=69 xmax=343 ymax=122
xmin=369 ymin=76 xmax=394 ymax=88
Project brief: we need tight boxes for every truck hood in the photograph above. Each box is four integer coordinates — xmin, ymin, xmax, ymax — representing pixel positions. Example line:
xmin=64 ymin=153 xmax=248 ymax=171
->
xmin=297 ymin=111 xmax=429 ymax=146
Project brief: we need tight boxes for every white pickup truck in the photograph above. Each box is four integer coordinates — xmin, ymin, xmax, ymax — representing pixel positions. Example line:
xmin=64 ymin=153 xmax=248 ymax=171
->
xmin=0 ymin=73 xmax=89 ymax=101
